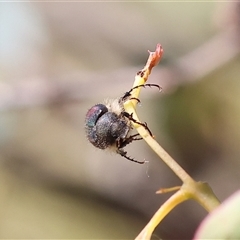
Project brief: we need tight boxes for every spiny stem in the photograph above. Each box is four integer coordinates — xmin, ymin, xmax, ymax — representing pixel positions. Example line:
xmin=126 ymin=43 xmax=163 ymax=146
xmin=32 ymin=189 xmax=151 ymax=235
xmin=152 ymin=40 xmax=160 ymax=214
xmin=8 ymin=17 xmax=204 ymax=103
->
xmin=156 ymin=186 xmax=181 ymax=194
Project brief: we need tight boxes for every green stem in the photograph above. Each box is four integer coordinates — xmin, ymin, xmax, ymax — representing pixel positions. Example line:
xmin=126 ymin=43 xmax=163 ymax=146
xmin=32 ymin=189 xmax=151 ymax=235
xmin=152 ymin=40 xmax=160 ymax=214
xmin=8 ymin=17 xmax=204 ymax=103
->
xmin=183 ymin=181 xmax=221 ymax=212
xmin=144 ymin=132 xmax=194 ymax=183
xmin=135 ymin=189 xmax=188 ymax=240
xmin=123 ymin=44 xmax=221 ymax=239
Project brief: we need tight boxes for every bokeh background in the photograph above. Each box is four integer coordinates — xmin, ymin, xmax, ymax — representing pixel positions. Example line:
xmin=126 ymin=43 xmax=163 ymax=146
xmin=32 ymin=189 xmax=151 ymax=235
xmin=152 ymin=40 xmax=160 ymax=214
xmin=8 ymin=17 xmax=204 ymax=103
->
xmin=0 ymin=2 xmax=240 ymax=239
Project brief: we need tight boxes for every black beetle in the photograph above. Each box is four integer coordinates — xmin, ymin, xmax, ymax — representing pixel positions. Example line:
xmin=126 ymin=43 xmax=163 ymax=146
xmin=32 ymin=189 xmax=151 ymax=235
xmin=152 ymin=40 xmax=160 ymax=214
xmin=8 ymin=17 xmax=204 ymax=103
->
xmin=85 ymin=84 xmax=160 ymax=164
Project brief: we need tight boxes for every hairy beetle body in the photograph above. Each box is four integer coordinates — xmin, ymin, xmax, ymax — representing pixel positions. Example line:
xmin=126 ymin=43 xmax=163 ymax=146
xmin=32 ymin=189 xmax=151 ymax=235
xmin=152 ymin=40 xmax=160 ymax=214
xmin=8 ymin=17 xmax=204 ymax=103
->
xmin=85 ymin=102 xmax=131 ymax=150
xmin=85 ymin=84 xmax=161 ymax=164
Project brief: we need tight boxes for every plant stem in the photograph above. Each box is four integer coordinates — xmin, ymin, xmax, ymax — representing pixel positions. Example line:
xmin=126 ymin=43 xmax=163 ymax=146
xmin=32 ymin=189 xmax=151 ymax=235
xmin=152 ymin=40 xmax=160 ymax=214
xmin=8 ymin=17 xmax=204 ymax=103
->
xmin=135 ymin=189 xmax=189 ymax=240
xmin=124 ymin=44 xmax=221 ymax=239
xmin=124 ymin=99 xmax=195 ymax=184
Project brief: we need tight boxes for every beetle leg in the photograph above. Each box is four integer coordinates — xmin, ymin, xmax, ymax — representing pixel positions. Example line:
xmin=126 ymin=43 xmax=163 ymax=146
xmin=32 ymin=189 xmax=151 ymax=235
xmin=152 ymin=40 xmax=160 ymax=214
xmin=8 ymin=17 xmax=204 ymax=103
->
xmin=116 ymin=148 xmax=146 ymax=164
xmin=121 ymin=83 xmax=161 ymax=102
xmin=122 ymin=112 xmax=153 ymax=137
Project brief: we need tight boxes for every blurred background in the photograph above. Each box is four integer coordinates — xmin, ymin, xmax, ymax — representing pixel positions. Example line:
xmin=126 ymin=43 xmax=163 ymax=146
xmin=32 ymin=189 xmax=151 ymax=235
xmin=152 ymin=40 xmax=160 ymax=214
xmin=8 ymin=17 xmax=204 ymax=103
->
xmin=0 ymin=2 xmax=240 ymax=239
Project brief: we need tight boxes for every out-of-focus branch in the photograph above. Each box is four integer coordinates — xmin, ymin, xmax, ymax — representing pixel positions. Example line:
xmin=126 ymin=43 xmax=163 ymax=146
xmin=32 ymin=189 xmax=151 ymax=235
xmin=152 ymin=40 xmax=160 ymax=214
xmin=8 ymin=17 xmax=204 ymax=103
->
xmin=164 ymin=27 xmax=240 ymax=90
xmin=0 ymin=27 xmax=239 ymax=112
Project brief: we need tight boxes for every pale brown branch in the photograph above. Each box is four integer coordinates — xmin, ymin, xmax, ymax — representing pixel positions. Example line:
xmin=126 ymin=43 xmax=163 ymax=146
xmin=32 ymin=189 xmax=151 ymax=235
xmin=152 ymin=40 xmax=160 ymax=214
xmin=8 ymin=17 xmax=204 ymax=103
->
xmin=0 ymin=28 xmax=239 ymax=111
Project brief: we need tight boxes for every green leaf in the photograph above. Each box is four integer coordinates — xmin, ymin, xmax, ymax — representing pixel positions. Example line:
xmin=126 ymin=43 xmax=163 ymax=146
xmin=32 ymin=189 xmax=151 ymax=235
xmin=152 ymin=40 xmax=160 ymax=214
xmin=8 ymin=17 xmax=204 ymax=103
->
xmin=194 ymin=191 xmax=240 ymax=239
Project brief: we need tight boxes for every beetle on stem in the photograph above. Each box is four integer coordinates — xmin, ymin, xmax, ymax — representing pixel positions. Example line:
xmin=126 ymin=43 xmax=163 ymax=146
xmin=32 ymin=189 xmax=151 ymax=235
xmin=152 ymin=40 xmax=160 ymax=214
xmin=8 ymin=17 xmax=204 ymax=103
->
xmin=85 ymin=84 xmax=161 ymax=164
